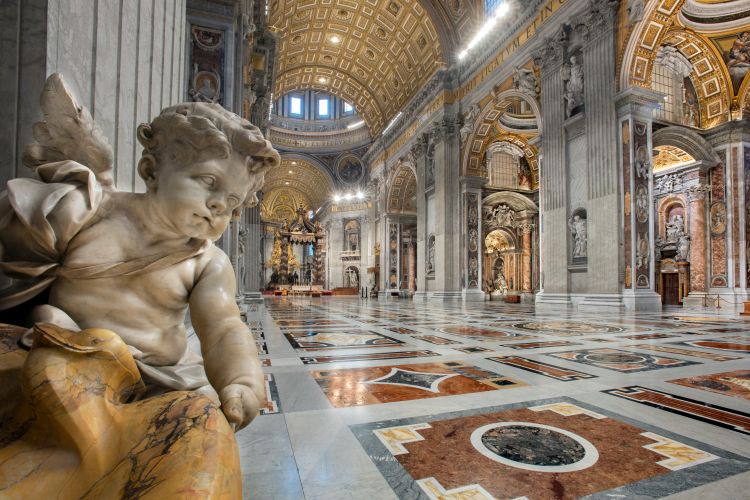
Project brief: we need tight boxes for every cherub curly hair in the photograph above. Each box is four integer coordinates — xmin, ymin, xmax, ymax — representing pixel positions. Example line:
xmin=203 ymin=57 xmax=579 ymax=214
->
xmin=136 ymin=103 xmax=280 ymax=209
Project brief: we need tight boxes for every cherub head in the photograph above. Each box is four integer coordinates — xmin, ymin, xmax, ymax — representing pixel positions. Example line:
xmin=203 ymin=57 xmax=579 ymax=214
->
xmin=136 ymin=103 xmax=280 ymax=240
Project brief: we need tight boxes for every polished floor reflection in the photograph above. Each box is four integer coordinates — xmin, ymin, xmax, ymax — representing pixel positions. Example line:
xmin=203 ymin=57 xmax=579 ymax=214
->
xmin=236 ymin=298 xmax=750 ymax=499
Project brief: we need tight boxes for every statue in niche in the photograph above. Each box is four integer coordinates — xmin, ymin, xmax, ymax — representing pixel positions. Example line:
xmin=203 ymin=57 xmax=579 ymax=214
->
xmin=665 ymin=214 xmax=685 ymax=242
xmin=627 ymin=0 xmax=645 ymax=25
xmin=512 ymin=66 xmax=537 ymax=97
xmin=493 ymin=259 xmax=509 ymax=295
xmin=0 ymin=75 xmax=279 ymax=435
xmin=562 ymin=54 xmax=584 ymax=118
xmin=676 ymin=234 xmax=690 ymax=261
xmin=459 ymin=103 xmax=480 ymax=146
xmin=568 ymin=214 xmax=587 ymax=258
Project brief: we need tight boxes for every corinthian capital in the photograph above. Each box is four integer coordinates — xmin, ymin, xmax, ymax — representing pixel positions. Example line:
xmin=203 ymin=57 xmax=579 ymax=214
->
xmin=575 ymin=0 xmax=618 ymax=41
xmin=519 ymin=222 xmax=535 ymax=234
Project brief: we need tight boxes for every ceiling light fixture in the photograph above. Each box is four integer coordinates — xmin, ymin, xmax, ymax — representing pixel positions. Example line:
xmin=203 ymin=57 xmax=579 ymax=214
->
xmin=288 ymin=170 xmax=293 ymax=174
xmin=318 ymin=77 xmax=328 ymax=84
xmin=333 ymin=194 xmax=341 ymax=202
xmin=285 ymin=181 xmax=290 ymax=185
xmin=346 ymin=120 xmax=365 ymax=129
xmin=356 ymin=191 xmax=364 ymax=199
xmin=458 ymin=2 xmax=510 ymax=60
xmin=329 ymin=35 xmax=340 ymax=44
xmin=291 ymin=161 xmax=297 ymax=165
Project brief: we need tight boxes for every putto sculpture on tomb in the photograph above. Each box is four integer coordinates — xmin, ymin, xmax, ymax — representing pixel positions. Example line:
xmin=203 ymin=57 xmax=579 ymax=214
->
xmin=0 ymin=74 xmax=280 ymax=494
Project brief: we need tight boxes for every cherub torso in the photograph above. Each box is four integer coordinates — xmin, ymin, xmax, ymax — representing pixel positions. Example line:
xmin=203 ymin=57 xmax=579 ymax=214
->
xmin=48 ymin=192 xmax=209 ymax=366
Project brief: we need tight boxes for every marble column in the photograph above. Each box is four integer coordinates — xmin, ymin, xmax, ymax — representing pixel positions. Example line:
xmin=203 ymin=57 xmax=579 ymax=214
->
xmin=428 ymin=116 xmax=463 ymax=301
xmin=408 ymin=242 xmax=416 ymax=292
xmin=242 ymin=206 xmax=263 ymax=302
xmin=616 ymin=88 xmax=663 ymax=311
xmin=411 ymin=136 xmax=429 ymax=300
xmin=521 ymin=222 xmax=534 ymax=293
xmin=684 ymin=185 xmax=709 ymax=305
xmin=461 ymin=176 xmax=486 ymax=301
xmin=532 ymin=26 xmax=570 ymax=307
xmin=577 ymin=0 xmax=621 ymax=307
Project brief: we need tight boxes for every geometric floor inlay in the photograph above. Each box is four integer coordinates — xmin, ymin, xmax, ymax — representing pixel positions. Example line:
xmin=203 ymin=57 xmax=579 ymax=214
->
xmin=351 ymin=398 xmax=747 ymax=500
xmin=550 ymin=348 xmax=700 ymax=372
xmin=312 ymin=362 xmax=525 ymax=407
xmin=487 ymin=356 xmax=597 ymax=381
xmin=300 ymin=350 xmax=440 ymax=364
xmin=668 ymin=370 xmax=750 ymax=400
xmin=603 ymin=386 xmax=750 ymax=435
xmin=629 ymin=344 xmax=742 ymax=361
xmin=283 ymin=330 xmax=405 ymax=350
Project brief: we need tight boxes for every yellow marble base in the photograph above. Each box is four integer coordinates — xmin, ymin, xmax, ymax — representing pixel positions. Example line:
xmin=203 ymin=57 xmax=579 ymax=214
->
xmin=0 ymin=323 xmax=241 ymax=498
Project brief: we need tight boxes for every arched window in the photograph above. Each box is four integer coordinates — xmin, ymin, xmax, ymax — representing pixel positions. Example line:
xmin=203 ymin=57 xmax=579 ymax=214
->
xmin=485 ymin=142 xmax=524 ymax=189
xmin=652 ymin=46 xmax=698 ymax=126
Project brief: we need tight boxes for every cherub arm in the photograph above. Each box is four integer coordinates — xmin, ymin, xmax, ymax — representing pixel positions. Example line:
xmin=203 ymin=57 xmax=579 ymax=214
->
xmin=189 ymin=247 xmax=265 ymax=431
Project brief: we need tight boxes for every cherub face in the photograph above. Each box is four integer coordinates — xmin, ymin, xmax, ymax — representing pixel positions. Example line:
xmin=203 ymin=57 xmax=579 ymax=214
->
xmin=149 ymin=151 xmax=252 ymax=240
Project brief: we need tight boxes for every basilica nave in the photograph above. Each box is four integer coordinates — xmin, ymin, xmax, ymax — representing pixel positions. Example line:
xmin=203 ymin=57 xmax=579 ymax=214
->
xmin=2 ymin=0 xmax=750 ymax=498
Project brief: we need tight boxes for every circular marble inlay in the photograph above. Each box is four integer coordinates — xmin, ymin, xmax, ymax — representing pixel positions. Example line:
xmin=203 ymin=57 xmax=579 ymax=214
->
xmin=584 ymin=352 xmax=647 ymax=364
xmin=470 ymin=422 xmax=599 ymax=472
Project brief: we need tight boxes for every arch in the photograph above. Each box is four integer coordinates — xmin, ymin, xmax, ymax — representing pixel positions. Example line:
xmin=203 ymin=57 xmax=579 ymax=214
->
xmin=386 ymin=163 xmax=417 ymax=214
xmin=620 ymin=5 xmax=733 ymax=127
xmin=482 ymin=191 xmax=539 ymax=214
xmin=264 ymin=156 xmax=337 ymax=211
xmin=657 ymin=194 xmax=687 ymax=240
xmin=462 ymin=89 xmax=541 ymax=177
xmin=652 ymin=126 xmax=721 ymax=165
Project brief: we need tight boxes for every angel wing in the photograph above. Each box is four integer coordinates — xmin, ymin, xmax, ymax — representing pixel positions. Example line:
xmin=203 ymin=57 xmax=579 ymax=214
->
xmin=22 ymin=73 xmax=115 ymax=189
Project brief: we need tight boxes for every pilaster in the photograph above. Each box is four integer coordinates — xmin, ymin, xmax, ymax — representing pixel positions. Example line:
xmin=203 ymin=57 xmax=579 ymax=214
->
xmin=461 ymin=175 xmax=487 ymax=301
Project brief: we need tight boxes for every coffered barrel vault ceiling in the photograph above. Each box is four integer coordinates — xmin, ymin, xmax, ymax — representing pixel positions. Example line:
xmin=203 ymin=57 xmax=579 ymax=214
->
xmin=269 ymin=0 xmax=446 ymax=135
xmin=261 ymin=158 xmax=336 ymax=222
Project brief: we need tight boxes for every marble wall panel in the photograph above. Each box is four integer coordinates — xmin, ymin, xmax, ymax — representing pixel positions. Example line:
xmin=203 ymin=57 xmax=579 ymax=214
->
xmin=622 ymin=120 xmax=632 ymax=288
xmin=731 ymin=147 xmax=740 ymax=288
xmin=633 ymin=121 xmax=650 ymax=288
xmin=710 ymin=151 xmax=728 ymax=287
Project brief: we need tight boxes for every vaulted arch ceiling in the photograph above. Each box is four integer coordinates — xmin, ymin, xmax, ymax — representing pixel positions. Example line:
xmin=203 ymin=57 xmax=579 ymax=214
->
xmin=262 ymin=158 xmax=335 ymax=211
xmin=269 ymin=0 xmax=446 ymax=135
xmin=387 ymin=163 xmax=417 ymax=213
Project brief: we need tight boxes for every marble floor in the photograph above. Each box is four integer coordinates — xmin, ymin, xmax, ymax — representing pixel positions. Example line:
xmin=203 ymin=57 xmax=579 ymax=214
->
xmin=235 ymin=298 xmax=750 ymax=500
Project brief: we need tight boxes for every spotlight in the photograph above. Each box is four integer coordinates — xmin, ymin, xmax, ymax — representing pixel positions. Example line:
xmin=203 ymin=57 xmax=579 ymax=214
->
xmin=356 ymin=191 xmax=364 ymax=199
xmin=344 ymin=193 xmax=353 ymax=200
xmin=333 ymin=194 xmax=341 ymax=202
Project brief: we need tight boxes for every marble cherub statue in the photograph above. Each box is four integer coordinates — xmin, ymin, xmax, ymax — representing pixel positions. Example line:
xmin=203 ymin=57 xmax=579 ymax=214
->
xmin=0 ymin=73 xmax=280 ymax=431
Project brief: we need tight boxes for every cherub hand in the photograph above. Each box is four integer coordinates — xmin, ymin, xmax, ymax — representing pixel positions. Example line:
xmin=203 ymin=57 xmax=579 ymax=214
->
xmin=219 ymin=383 xmax=264 ymax=431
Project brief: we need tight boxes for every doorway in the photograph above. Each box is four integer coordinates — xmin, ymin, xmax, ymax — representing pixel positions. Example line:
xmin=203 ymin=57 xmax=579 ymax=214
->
xmin=662 ymin=273 xmax=680 ymax=305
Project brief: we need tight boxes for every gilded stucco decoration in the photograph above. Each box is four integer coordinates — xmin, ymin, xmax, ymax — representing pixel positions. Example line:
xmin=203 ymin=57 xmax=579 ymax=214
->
xmin=387 ymin=163 xmax=417 ymax=213
xmin=652 ymin=145 xmax=696 ymax=172
xmin=269 ymin=0 xmax=445 ymax=135
xmin=620 ymin=0 xmax=746 ymax=126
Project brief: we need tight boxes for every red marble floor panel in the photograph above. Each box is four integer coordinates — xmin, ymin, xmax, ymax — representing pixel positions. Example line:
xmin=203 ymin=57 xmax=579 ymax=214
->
xmin=620 ymin=333 xmax=679 ymax=340
xmin=501 ymin=340 xmax=581 ymax=350
xmin=604 ymin=386 xmax=750 ymax=435
xmin=379 ymin=404 xmax=715 ymax=499
xmin=301 ymin=350 xmax=439 ymax=364
xmin=629 ymin=344 xmax=741 ymax=361
xmin=312 ymin=362 xmax=524 ymax=407
xmin=487 ymin=356 xmax=596 ymax=381
xmin=412 ymin=335 xmax=459 ymax=345
xmin=669 ymin=370 xmax=750 ymax=401
xmin=680 ymin=340 xmax=750 ymax=353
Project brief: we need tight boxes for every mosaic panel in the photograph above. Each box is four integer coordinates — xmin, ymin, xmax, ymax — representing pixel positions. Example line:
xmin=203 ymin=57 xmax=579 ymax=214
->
xmin=549 ymin=348 xmax=699 ymax=373
xmin=312 ymin=362 xmax=524 ymax=408
xmin=284 ymin=330 xmax=405 ymax=350
xmin=352 ymin=399 xmax=748 ymax=499
xmin=669 ymin=371 xmax=750 ymax=401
